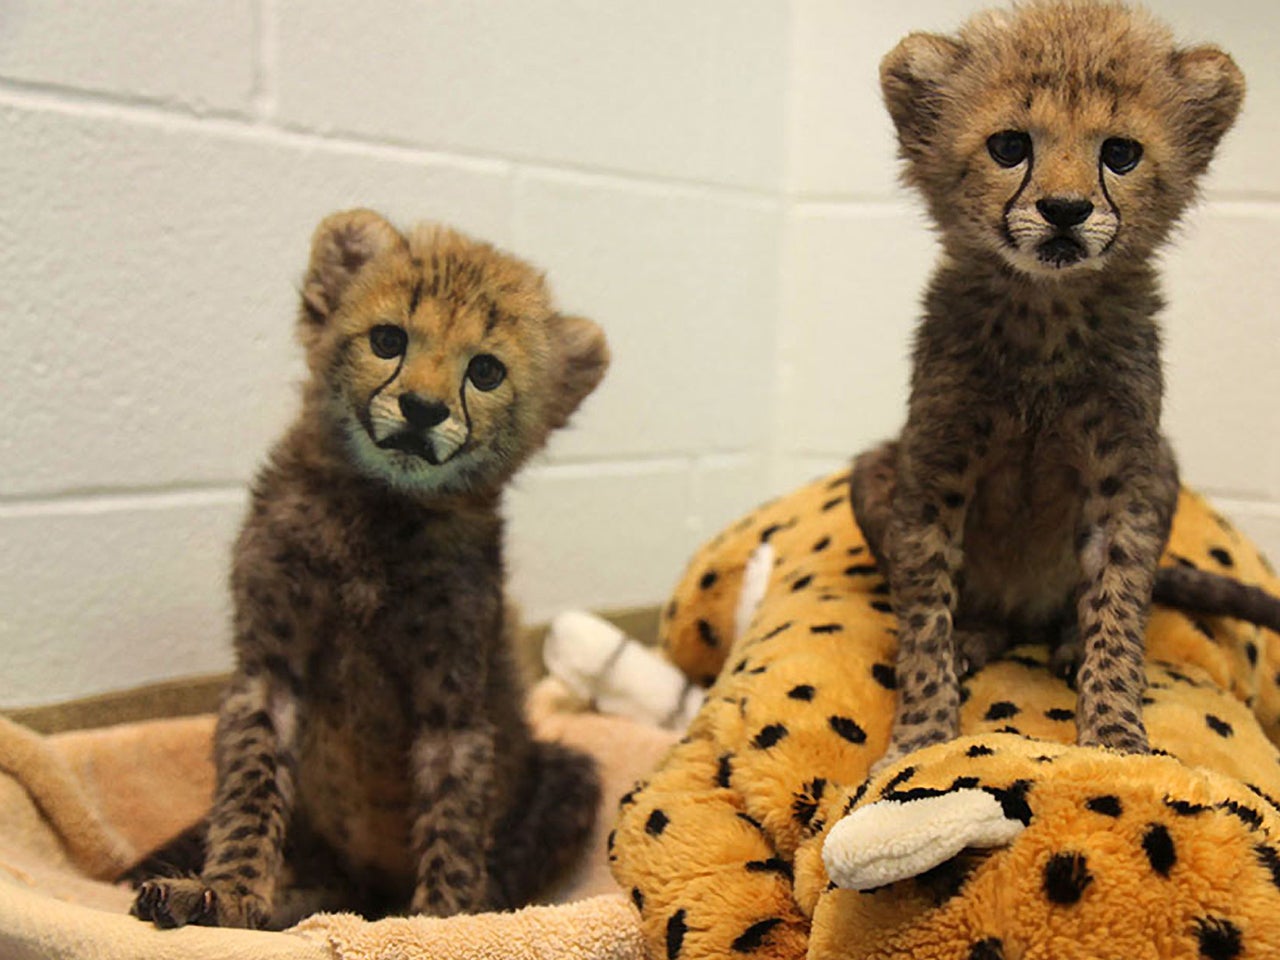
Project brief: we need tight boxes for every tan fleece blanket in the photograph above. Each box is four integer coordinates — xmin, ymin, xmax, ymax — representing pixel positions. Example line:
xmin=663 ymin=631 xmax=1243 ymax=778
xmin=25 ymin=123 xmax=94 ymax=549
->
xmin=0 ymin=680 xmax=673 ymax=960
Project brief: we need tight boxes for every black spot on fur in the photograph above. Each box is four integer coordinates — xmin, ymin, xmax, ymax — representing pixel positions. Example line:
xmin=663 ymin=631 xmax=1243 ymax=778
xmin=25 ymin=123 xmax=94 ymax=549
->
xmin=812 ymin=536 xmax=831 ymax=552
xmin=645 ymin=810 xmax=669 ymax=837
xmin=821 ymin=496 xmax=844 ymax=511
xmin=717 ymin=754 xmax=733 ymax=789
xmin=1165 ymin=798 xmax=1210 ymax=816
xmin=883 ymin=766 xmax=917 ymax=792
xmin=745 ymin=857 xmax=793 ymax=881
xmin=1208 ymin=547 xmax=1235 ymax=569
xmin=984 ymin=779 xmax=1033 ymax=825
xmin=731 ymin=918 xmax=784 ymax=952
xmin=1085 ymin=795 xmax=1123 ymax=817
xmin=1219 ymin=799 xmax=1262 ymax=830
xmin=1142 ymin=823 xmax=1177 ymax=876
xmin=870 ymin=600 xmax=893 ymax=614
xmin=984 ymin=701 xmax=1020 ymax=721
xmin=810 ymin=623 xmax=843 ymax=634
xmin=966 ymin=744 xmax=995 ymax=758
xmin=1044 ymin=852 xmax=1092 ymax=905
xmin=1245 ymin=642 xmax=1259 ymax=667
xmin=666 ymin=909 xmax=688 ymax=959
xmin=753 ymin=724 xmax=789 ymax=749
xmin=1255 ymin=844 xmax=1280 ymax=892
xmin=792 ymin=778 xmax=826 ymax=829
xmin=845 ymin=562 xmax=879 ymax=576
xmin=787 ymin=684 xmax=815 ymax=701
xmin=791 ymin=575 xmax=813 ymax=592
xmin=631 ymin=887 xmax=645 ymax=912
xmin=968 ymin=939 xmax=1004 ymax=960
xmin=1195 ymin=917 xmax=1242 ymax=959
xmin=1045 ymin=707 xmax=1075 ymax=722
xmin=828 ymin=715 xmax=867 ymax=744
xmin=872 ymin=663 xmax=897 ymax=689
xmin=696 ymin=619 xmax=719 ymax=648
xmin=1205 ymin=715 xmax=1234 ymax=738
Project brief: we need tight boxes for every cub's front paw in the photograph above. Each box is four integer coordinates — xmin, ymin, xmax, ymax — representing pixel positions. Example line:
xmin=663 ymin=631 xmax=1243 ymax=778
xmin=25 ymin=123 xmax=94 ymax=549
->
xmin=132 ymin=877 xmax=268 ymax=929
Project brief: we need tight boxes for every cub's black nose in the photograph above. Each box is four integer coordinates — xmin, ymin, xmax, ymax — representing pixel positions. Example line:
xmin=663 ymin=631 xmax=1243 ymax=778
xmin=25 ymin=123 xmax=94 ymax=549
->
xmin=1036 ymin=197 xmax=1094 ymax=228
xmin=399 ymin=394 xmax=449 ymax=429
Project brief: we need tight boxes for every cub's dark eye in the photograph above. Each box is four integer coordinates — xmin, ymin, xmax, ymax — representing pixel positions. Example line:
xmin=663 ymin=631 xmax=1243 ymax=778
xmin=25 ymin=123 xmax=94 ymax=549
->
xmin=467 ymin=354 xmax=506 ymax=391
xmin=369 ymin=324 xmax=407 ymax=359
xmin=1101 ymin=137 xmax=1143 ymax=174
xmin=987 ymin=130 xmax=1032 ymax=168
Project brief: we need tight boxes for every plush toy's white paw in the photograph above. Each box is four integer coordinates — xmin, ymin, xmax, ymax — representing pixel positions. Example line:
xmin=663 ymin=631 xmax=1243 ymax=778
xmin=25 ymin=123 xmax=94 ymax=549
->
xmin=544 ymin=610 xmax=704 ymax=729
xmin=822 ymin=789 xmax=1025 ymax=891
xmin=735 ymin=543 xmax=774 ymax=642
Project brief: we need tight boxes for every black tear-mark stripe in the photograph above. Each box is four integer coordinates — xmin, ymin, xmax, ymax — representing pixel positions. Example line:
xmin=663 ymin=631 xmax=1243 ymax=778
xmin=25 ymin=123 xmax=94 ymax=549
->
xmin=745 ymin=857 xmax=794 ymax=881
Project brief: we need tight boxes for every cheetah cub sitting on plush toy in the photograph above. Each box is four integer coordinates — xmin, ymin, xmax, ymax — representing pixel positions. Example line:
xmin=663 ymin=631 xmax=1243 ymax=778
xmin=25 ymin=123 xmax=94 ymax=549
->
xmin=850 ymin=1 xmax=1251 ymax=769
xmin=127 ymin=210 xmax=608 ymax=929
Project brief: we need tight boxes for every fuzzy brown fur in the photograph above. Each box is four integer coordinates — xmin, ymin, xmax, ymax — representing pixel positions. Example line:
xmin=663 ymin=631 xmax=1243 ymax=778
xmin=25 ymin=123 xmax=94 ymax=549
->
xmin=126 ymin=210 xmax=609 ymax=929
xmin=855 ymin=1 xmax=1246 ymax=769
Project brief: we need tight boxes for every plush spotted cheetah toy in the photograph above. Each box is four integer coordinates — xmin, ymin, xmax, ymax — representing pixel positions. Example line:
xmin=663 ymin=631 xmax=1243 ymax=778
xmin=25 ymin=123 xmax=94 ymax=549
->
xmin=610 ymin=470 xmax=1280 ymax=960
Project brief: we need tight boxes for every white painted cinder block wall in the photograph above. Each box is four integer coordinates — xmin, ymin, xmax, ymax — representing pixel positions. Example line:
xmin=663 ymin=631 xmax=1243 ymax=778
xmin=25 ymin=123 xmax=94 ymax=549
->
xmin=1 ymin=1 xmax=1275 ymax=707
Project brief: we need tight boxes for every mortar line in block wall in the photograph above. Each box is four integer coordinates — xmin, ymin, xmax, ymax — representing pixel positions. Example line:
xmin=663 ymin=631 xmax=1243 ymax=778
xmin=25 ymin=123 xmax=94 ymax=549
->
xmin=0 ymin=79 xmax=779 ymax=203
xmin=0 ymin=484 xmax=249 ymax=518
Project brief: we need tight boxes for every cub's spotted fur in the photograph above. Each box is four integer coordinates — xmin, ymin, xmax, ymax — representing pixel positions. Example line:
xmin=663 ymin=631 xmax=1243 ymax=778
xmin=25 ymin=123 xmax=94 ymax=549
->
xmin=852 ymin=1 xmax=1248 ymax=768
xmin=126 ymin=210 xmax=608 ymax=928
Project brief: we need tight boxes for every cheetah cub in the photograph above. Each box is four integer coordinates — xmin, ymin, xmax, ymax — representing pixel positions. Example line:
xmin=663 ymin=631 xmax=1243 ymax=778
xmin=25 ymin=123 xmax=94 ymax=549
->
xmin=852 ymin=1 xmax=1247 ymax=768
xmin=128 ymin=210 xmax=608 ymax=929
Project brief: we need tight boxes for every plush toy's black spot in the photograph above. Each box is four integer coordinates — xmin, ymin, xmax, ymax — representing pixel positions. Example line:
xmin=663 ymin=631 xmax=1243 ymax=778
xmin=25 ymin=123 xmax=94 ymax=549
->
xmin=753 ymin=724 xmax=789 ymax=749
xmin=1187 ymin=617 xmax=1216 ymax=641
xmin=732 ymin=659 xmax=749 ymax=675
xmin=645 ymin=810 xmax=670 ymax=837
xmin=959 ymin=685 xmax=972 ymax=705
xmin=1205 ymin=715 xmax=1234 ymax=738
xmin=1255 ymin=843 xmax=1280 ymax=891
xmin=745 ymin=857 xmax=794 ymax=881
xmin=737 ymin=811 xmax=765 ymax=831
xmin=759 ymin=523 xmax=783 ymax=543
xmin=1170 ymin=553 xmax=1197 ymax=568
xmin=790 ymin=777 xmax=826 ymax=830
xmin=821 ymin=496 xmax=844 ymax=511
xmin=759 ymin=621 xmax=794 ymax=642
xmin=696 ymin=619 xmax=719 ymax=648
xmin=1165 ymin=798 xmax=1210 ymax=816
xmin=1219 ymin=799 xmax=1262 ymax=830
xmin=870 ymin=581 xmax=891 ymax=595
xmin=1045 ymin=707 xmax=1075 ymax=722
xmin=791 ymin=575 xmax=814 ymax=592
xmin=994 ymin=725 xmax=1022 ymax=735
xmin=872 ymin=664 xmax=897 ymax=689
xmin=870 ymin=600 xmax=894 ymax=614
xmin=1085 ymin=795 xmax=1123 ymax=817
xmin=619 ymin=784 xmax=642 ymax=807
xmin=968 ymin=938 xmax=1005 ymax=960
xmin=1245 ymin=641 xmax=1259 ymax=667
xmin=788 ymin=684 xmax=815 ymax=701
xmin=812 ymin=536 xmax=831 ymax=552
xmin=716 ymin=753 xmax=733 ymax=789
xmin=1195 ymin=916 xmax=1243 ymax=959
xmin=666 ymin=909 xmax=688 ymax=959
xmin=845 ymin=563 xmax=879 ymax=576
xmin=1142 ymin=823 xmax=1177 ymax=876
xmin=829 ymin=715 xmax=868 ymax=744
xmin=810 ymin=623 xmax=843 ymax=634
xmin=967 ymin=744 xmax=995 ymax=758
xmin=731 ymin=918 xmax=784 ymax=952
xmin=848 ymin=545 xmax=865 ymax=555
xmin=985 ymin=779 xmax=1033 ymax=825
xmin=984 ymin=701 xmax=1020 ymax=721
xmin=1043 ymin=851 xmax=1092 ymax=904
xmin=1246 ymin=783 xmax=1280 ymax=813
xmin=883 ymin=766 xmax=917 ymax=792
xmin=950 ymin=776 xmax=980 ymax=791
xmin=1208 ymin=547 xmax=1235 ymax=569
xmin=700 ymin=570 xmax=718 ymax=590
xmin=606 ymin=829 xmax=616 ymax=852
xmin=632 ymin=887 xmax=645 ymax=911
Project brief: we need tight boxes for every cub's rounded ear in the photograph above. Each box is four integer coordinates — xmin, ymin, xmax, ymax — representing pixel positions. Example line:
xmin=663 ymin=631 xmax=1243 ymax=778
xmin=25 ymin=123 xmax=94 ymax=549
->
xmin=545 ymin=313 xmax=610 ymax=430
xmin=1169 ymin=45 xmax=1245 ymax=175
xmin=880 ymin=32 xmax=966 ymax=163
xmin=299 ymin=209 xmax=405 ymax=337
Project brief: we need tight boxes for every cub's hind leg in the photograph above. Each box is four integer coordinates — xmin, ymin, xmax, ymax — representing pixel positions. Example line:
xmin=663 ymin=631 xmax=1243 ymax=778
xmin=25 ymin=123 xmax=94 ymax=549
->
xmin=132 ymin=670 xmax=298 ymax=929
xmin=488 ymin=739 xmax=600 ymax=909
